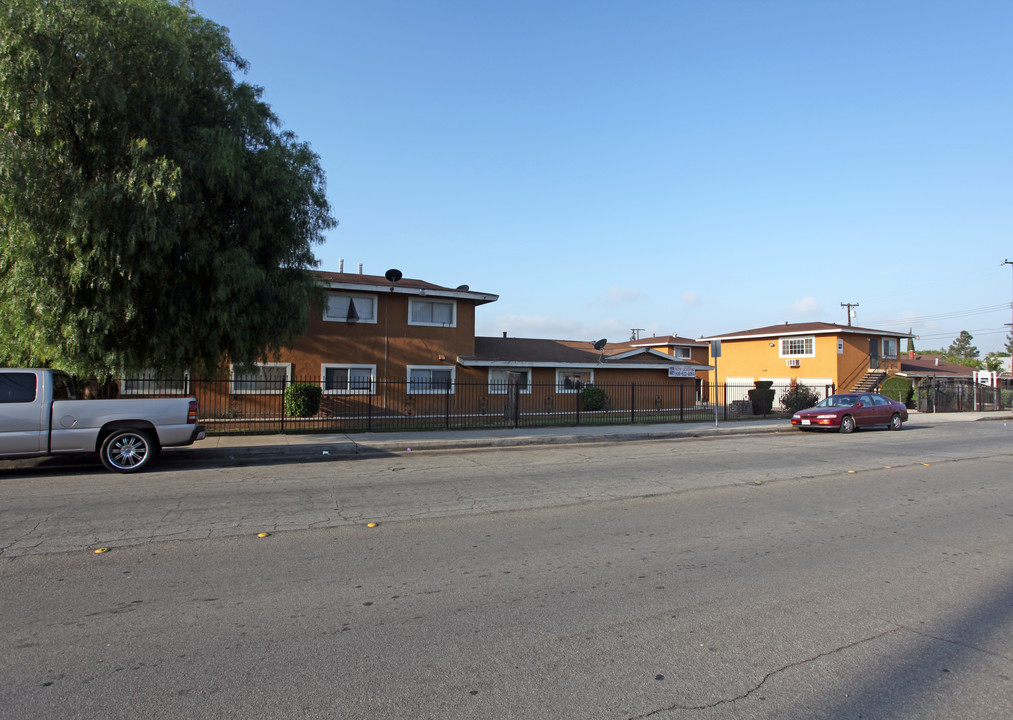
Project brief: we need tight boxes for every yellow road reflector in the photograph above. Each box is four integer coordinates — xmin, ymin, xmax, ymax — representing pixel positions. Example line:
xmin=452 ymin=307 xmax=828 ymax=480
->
xmin=848 ymin=470 xmax=857 ymax=474
xmin=94 ymin=548 xmax=110 ymax=554
xmin=367 ymin=522 xmax=378 ymax=528
xmin=923 ymin=463 xmax=931 ymax=466
xmin=257 ymin=532 xmax=270 ymax=538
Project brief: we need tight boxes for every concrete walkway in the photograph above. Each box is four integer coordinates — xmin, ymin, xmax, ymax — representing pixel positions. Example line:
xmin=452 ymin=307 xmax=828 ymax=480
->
xmin=186 ymin=409 xmax=1013 ymax=462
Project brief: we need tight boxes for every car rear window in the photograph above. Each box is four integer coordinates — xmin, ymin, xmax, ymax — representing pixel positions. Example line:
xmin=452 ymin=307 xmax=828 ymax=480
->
xmin=0 ymin=372 xmax=38 ymax=403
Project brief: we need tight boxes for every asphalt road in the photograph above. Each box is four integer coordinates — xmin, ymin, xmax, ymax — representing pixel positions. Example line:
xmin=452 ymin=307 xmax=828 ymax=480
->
xmin=1 ymin=423 xmax=1011 ymax=719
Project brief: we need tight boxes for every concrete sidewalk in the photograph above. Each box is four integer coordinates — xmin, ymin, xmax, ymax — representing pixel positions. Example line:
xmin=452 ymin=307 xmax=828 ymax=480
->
xmin=185 ymin=409 xmax=1013 ymax=462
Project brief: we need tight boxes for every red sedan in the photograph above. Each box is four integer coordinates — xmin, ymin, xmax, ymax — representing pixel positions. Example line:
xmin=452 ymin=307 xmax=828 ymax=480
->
xmin=791 ymin=392 xmax=908 ymax=433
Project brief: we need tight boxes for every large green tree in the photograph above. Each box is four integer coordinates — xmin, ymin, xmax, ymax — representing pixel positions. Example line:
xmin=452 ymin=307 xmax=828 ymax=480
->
xmin=946 ymin=330 xmax=979 ymax=360
xmin=0 ymin=0 xmax=334 ymax=376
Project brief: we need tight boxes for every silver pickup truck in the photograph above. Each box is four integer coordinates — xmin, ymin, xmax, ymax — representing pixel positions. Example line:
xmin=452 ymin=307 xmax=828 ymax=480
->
xmin=0 ymin=368 xmax=205 ymax=473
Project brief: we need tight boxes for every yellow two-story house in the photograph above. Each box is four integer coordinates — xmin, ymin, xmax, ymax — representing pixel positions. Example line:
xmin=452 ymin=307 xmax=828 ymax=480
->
xmin=700 ymin=322 xmax=913 ymax=403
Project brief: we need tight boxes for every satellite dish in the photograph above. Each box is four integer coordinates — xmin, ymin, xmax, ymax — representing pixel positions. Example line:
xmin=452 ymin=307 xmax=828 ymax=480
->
xmin=592 ymin=338 xmax=607 ymax=351
xmin=456 ymin=284 xmax=469 ymax=291
xmin=385 ymin=268 xmax=403 ymax=283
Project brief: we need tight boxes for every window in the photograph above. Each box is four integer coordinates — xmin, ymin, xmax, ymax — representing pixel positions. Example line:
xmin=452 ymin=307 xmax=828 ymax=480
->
xmin=0 ymin=372 xmax=37 ymax=403
xmin=408 ymin=366 xmax=455 ymax=394
xmin=324 ymin=293 xmax=377 ymax=323
xmin=122 ymin=370 xmax=189 ymax=395
xmin=672 ymin=347 xmax=691 ymax=359
xmin=409 ymin=298 xmax=455 ymax=327
xmin=882 ymin=338 xmax=898 ymax=358
xmin=489 ymin=368 xmax=531 ymax=394
xmin=556 ymin=370 xmax=592 ymax=392
xmin=322 ymin=364 xmax=375 ymax=394
xmin=230 ymin=363 xmax=291 ymax=394
xmin=779 ymin=336 xmax=815 ymax=358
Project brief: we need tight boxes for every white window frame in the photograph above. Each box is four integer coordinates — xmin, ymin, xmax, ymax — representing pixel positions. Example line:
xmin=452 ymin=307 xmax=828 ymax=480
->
xmin=488 ymin=368 xmax=532 ymax=394
xmin=121 ymin=369 xmax=189 ymax=396
xmin=407 ymin=365 xmax=456 ymax=394
xmin=324 ymin=292 xmax=378 ymax=324
xmin=882 ymin=338 xmax=898 ymax=358
xmin=321 ymin=364 xmax=376 ymax=395
xmin=230 ymin=363 xmax=291 ymax=394
xmin=555 ymin=369 xmax=594 ymax=393
xmin=779 ymin=336 xmax=816 ymax=358
xmin=672 ymin=347 xmax=691 ymax=359
xmin=408 ymin=298 xmax=456 ymax=327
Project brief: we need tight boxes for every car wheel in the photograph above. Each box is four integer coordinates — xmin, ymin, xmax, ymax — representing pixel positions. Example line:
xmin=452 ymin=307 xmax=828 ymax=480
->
xmin=839 ymin=415 xmax=856 ymax=434
xmin=889 ymin=413 xmax=903 ymax=431
xmin=100 ymin=429 xmax=156 ymax=473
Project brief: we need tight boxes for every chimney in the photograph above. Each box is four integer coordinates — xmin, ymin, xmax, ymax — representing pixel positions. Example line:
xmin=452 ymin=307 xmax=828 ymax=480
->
xmin=338 ymin=258 xmax=344 ymax=273
xmin=502 ymin=331 xmax=507 ymax=338
xmin=358 ymin=263 xmax=363 ymax=274
xmin=909 ymin=349 xmax=914 ymax=359
xmin=935 ymin=357 xmax=939 ymax=366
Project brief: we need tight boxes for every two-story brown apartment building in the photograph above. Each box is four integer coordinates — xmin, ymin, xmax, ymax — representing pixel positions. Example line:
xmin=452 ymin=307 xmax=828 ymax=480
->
xmin=234 ymin=268 xmax=710 ymax=419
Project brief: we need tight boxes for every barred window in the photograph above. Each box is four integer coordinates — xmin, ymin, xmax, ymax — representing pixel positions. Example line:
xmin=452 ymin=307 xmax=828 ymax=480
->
xmin=780 ymin=336 xmax=815 ymax=358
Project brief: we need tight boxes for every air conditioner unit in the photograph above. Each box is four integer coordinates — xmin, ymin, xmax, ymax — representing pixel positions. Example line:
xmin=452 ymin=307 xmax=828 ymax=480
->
xmin=786 ymin=358 xmax=800 ymax=368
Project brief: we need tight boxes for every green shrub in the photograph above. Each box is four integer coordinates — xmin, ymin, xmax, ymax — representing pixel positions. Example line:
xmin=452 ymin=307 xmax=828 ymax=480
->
xmin=581 ymin=385 xmax=606 ymax=411
xmin=1002 ymin=389 xmax=1013 ymax=409
xmin=284 ymin=382 xmax=322 ymax=417
xmin=880 ymin=376 xmax=914 ymax=407
xmin=780 ymin=382 xmax=821 ymax=414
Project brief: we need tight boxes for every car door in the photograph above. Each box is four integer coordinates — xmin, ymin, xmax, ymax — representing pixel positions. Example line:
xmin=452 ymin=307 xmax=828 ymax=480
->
xmin=854 ymin=394 xmax=881 ymax=427
xmin=0 ymin=371 xmax=44 ymax=455
xmin=869 ymin=394 xmax=894 ymax=424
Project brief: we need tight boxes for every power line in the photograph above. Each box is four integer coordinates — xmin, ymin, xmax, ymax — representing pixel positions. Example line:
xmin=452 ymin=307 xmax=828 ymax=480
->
xmin=874 ymin=303 xmax=1012 ymax=327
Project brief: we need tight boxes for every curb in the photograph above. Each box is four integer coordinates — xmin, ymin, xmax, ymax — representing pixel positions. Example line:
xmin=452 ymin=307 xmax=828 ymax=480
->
xmin=176 ymin=411 xmax=1013 ymax=465
xmin=182 ymin=421 xmax=792 ymax=463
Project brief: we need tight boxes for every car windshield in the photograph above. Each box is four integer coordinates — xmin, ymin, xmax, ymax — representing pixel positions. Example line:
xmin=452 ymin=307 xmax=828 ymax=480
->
xmin=817 ymin=395 xmax=856 ymax=408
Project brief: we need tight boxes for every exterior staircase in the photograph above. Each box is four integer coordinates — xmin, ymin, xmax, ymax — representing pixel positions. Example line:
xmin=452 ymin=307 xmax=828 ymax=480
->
xmin=849 ymin=369 xmax=887 ymax=393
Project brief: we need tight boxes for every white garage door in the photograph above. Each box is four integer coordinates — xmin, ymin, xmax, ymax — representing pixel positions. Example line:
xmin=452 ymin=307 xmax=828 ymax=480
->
xmin=796 ymin=377 xmax=834 ymax=401
xmin=725 ymin=377 xmax=754 ymax=404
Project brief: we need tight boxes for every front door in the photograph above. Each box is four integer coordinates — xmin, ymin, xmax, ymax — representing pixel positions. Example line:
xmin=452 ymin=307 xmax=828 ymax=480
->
xmin=869 ymin=338 xmax=880 ymax=369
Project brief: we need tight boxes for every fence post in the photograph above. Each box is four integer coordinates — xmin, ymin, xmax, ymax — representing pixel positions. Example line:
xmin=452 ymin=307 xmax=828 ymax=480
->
xmin=280 ymin=374 xmax=287 ymax=434
xmin=575 ymin=385 xmax=581 ymax=425
xmin=630 ymin=382 xmax=635 ymax=425
xmin=445 ymin=379 xmax=451 ymax=430
xmin=368 ymin=382 xmax=373 ymax=433
xmin=679 ymin=383 xmax=684 ymax=422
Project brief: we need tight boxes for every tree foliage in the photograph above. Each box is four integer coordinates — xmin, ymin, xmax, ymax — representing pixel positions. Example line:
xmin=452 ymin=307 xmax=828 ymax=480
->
xmin=0 ymin=0 xmax=334 ymax=376
xmin=946 ymin=330 xmax=979 ymax=361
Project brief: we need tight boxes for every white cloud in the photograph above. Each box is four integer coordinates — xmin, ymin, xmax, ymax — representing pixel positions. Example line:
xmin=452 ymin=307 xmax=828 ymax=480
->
xmin=681 ymin=290 xmax=701 ymax=305
xmin=791 ymin=297 xmax=821 ymax=316
xmin=585 ymin=285 xmax=646 ymax=309
xmin=478 ymin=314 xmax=633 ymax=342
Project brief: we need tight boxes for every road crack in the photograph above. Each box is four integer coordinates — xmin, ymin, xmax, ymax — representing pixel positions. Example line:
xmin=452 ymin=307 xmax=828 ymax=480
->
xmin=627 ymin=626 xmax=903 ymax=719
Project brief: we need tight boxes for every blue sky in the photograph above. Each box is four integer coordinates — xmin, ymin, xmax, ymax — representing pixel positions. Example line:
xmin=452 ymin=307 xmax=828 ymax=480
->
xmin=192 ymin=0 xmax=1013 ymax=353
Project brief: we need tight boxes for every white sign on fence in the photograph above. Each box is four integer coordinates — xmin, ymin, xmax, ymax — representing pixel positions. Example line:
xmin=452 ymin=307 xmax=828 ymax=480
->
xmin=974 ymin=370 xmax=997 ymax=386
xmin=668 ymin=366 xmax=697 ymax=378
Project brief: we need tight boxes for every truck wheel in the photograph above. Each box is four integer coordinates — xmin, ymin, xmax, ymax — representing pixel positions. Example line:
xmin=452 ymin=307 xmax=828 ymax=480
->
xmin=100 ymin=429 xmax=156 ymax=473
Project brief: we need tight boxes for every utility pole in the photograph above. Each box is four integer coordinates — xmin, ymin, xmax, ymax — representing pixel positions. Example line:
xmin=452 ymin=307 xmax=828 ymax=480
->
xmin=630 ymin=328 xmax=645 ymax=341
xmin=1004 ymin=260 xmax=1013 ymax=350
xmin=840 ymin=302 xmax=859 ymax=327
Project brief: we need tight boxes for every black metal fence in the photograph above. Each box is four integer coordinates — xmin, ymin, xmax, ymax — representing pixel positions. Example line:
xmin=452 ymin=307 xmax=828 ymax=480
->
xmin=916 ymin=380 xmax=1013 ymax=413
xmin=115 ymin=376 xmax=837 ymax=435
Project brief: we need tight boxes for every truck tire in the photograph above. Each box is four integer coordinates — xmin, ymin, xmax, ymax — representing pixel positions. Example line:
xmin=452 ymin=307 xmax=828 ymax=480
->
xmin=100 ymin=428 xmax=156 ymax=473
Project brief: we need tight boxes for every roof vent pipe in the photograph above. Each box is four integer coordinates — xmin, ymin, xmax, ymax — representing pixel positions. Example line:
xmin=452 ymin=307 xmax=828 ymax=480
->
xmin=338 ymin=258 xmax=344 ymax=273
xmin=503 ymin=331 xmax=507 ymax=338
xmin=358 ymin=263 xmax=363 ymax=274
xmin=935 ymin=357 xmax=939 ymax=366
